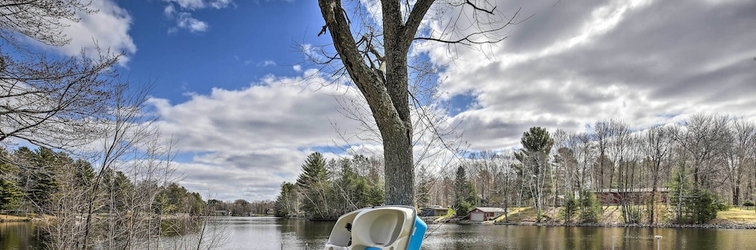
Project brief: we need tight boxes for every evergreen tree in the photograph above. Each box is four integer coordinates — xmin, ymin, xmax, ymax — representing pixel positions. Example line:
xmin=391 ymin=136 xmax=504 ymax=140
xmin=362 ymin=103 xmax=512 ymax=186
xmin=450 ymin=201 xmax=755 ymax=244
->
xmin=684 ymin=189 xmax=720 ymax=224
xmin=296 ymin=152 xmax=333 ymax=219
xmin=296 ymin=152 xmax=328 ymax=189
xmin=0 ymin=149 xmax=22 ymax=211
xmin=73 ymin=159 xmax=95 ymax=188
xmin=15 ymin=147 xmax=60 ymax=213
xmin=578 ymin=190 xmax=601 ymax=223
xmin=453 ymin=166 xmax=477 ymax=216
xmin=0 ymin=178 xmax=22 ymax=210
xmin=416 ymin=165 xmax=431 ymax=208
xmin=514 ymin=127 xmax=554 ymax=222
xmin=274 ymin=182 xmax=297 ymax=217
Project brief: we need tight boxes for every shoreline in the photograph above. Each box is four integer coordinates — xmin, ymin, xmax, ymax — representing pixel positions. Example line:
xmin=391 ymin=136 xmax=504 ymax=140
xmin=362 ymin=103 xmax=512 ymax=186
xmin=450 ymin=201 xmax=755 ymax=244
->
xmin=0 ymin=215 xmax=33 ymax=223
xmin=492 ymin=221 xmax=756 ymax=229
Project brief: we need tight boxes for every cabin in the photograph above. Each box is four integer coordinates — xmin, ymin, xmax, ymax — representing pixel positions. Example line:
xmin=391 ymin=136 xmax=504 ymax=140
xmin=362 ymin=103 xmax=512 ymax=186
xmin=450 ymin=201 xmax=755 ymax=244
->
xmin=593 ymin=188 xmax=669 ymax=205
xmin=420 ymin=205 xmax=449 ymax=217
xmin=468 ymin=207 xmax=506 ymax=221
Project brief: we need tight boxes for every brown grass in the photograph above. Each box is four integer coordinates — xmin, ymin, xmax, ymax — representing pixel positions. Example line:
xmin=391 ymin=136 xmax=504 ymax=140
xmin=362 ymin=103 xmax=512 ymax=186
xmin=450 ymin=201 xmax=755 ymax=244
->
xmin=0 ymin=214 xmax=31 ymax=222
xmin=712 ymin=207 xmax=756 ymax=225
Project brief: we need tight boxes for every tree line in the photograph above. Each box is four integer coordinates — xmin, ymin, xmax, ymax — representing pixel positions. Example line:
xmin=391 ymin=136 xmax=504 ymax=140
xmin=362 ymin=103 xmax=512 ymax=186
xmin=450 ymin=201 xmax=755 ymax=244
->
xmin=278 ymin=113 xmax=755 ymax=225
xmin=0 ymin=0 xmax=234 ymax=248
xmin=274 ymin=153 xmax=385 ymax=220
xmin=422 ymin=114 xmax=754 ymax=224
xmin=206 ymin=199 xmax=274 ymax=217
xmin=0 ymin=146 xmax=203 ymax=217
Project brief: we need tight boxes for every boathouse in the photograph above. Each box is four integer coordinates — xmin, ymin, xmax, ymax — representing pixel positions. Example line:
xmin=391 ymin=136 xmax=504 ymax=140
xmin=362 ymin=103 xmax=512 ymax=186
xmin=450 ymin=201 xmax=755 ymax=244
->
xmin=420 ymin=205 xmax=450 ymax=216
xmin=468 ymin=207 xmax=506 ymax=221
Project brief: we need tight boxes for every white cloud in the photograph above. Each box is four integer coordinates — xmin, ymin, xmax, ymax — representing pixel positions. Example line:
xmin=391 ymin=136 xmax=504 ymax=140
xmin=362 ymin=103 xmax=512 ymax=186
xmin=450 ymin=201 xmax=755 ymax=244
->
xmin=208 ymin=0 xmax=234 ymax=9
xmin=162 ymin=0 xmax=234 ymax=33
xmin=164 ymin=4 xmax=176 ymax=17
xmin=148 ymin=70 xmax=368 ymax=200
xmin=41 ymin=0 xmax=136 ymax=65
xmin=176 ymin=12 xmax=209 ymax=33
xmin=417 ymin=0 xmax=756 ymax=150
xmin=163 ymin=0 xmax=234 ymax=9
xmin=164 ymin=0 xmax=206 ymax=10
xmin=148 ymin=0 xmax=756 ymax=200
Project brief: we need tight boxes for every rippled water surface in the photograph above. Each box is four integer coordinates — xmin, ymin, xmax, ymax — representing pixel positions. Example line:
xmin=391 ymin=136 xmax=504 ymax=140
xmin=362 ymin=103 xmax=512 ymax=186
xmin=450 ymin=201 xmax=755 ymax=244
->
xmin=4 ymin=217 xmax=756 ymax=249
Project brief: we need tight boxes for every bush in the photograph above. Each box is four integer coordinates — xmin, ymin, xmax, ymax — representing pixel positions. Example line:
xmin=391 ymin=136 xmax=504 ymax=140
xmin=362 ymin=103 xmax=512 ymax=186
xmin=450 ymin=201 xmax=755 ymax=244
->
xmin=715 ymin=199 xmax=729 ymax=211
xmin=561 ymin=195 xmax=578 ymax=223
xmin=743 ymin=200 xmax=755 ymax=207
xmin=683 ymin=189 xmax=719 ymax=224
xmin=578 ymin=190 xmax=601 ymax=223
xmin=623 ymin=207 xmax=642 ymax=224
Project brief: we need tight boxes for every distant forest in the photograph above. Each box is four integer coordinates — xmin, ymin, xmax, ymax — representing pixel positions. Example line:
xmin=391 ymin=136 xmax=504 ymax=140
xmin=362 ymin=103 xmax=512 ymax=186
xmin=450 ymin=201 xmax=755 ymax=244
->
xmin=0 ymin=146 xmax=204 ymax=215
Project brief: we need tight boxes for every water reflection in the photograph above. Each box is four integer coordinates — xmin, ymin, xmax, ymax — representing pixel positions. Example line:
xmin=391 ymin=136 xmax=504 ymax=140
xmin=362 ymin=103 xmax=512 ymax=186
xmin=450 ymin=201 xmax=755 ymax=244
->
xmin=420 ymin=224 xmax=756 ymax=250
xmin=0 ymin=222 xmax=42 ymax=250
xmin=4 ymin=218 xmax=756 ymax=250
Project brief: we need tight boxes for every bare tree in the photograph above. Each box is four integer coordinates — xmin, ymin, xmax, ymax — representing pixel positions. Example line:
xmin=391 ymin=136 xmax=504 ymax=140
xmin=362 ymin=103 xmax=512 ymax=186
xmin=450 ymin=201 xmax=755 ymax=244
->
xmin=316 ymin=0 xmax=520 ymax=205
xmin=573 ymin=132 xmax=596 ymax=191
xmin=724 ymin=119 xmax=755 ymax=205
xmin=0 ymin=0 xmax=94 ymax=47
xmin=593 ymin=121 xmax=613 ymax=190
xmin=641 ymin=125 xmax=675 ymax=224
xmin=1 ymin=0 xmax=122 ymax=149
xmin=676 ymin=114 xmax=729 ymax=189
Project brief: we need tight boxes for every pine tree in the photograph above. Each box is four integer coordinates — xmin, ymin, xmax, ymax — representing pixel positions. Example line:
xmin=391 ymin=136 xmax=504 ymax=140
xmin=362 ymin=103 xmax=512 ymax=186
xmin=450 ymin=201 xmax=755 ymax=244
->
xmin=274 ymin=182 xmax=297 ymax=217
xmin=296 ymin=152 xmax=332 ymax=219
xmin=453 ymin=166 xmax=477 ymax=216
xmin=514 ymin=127 xmax=554 ymax=222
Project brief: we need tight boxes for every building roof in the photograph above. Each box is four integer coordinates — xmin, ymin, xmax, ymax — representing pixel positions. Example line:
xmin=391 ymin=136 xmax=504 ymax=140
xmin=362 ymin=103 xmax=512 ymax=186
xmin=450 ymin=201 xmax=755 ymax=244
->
xmin=473 ymin=207 xmax=506 ymax=213
xmin=421 ymin=206 xmax=447 ymax=211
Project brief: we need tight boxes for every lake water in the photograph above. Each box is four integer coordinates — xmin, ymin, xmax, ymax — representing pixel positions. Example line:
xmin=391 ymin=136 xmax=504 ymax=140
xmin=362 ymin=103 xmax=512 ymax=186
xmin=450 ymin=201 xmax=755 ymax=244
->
xmin=3 ymin=217 xmax=756 ymax=249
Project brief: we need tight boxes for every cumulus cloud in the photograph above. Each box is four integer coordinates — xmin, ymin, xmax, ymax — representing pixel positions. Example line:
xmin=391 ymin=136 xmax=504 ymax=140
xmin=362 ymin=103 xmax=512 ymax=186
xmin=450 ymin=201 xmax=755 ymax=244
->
xmin=37 ymin=0 xmax=136 ymax=65
xmin=175 ymin=12 xmax=209 ymax=33
xmin=147 ymin=71 xmax=370 ymax=201
xmin=418 ymin=0 xmax=756 ymax=150
xmin=163 ymin=0 xmax=233 ymax=10
xmin=162 ymin=0 xmax=234 ymax=34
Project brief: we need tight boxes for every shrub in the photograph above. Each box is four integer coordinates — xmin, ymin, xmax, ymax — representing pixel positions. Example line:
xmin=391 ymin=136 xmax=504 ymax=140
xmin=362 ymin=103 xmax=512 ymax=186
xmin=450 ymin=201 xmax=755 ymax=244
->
xmin=683 ymin=189 xmax=719 ymax=224
xmin=578 ymin=190 xmax=601 ymax=223
xmin=561 ymin=195 xmax=578 ymax=223
xmin=623 ymin=207 xmax=642 ymax=224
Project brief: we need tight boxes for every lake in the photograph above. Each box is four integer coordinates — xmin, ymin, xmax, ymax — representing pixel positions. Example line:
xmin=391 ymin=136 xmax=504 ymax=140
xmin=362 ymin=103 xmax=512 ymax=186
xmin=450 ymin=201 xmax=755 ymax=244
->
xmin=3 ymin=217 xmax=756 ymax=249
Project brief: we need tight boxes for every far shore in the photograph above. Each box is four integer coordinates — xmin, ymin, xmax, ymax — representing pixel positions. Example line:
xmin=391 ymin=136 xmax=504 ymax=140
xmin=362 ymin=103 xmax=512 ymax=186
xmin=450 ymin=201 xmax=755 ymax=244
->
xmin=492 ymin=221 xmax=756 ymax=229
xmin=422 ymin=206 xmax=756 ymax=230
xmin=0 ymin=214 xmax=33 ymax=222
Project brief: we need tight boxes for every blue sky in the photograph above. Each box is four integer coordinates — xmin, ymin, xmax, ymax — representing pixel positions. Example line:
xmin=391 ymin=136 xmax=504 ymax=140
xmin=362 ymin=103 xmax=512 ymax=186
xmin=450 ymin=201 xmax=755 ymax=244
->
xmin=117 ymin=0 xmax=324 ymax=101
xmin=19 ymin=0 xmax=756 ymax=202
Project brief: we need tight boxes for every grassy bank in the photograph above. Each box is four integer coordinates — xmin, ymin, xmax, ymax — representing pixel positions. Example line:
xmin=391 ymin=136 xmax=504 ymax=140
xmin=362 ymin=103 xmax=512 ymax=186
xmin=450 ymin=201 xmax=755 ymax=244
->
xmin=478 ymin=206 xmax=756 ymax=228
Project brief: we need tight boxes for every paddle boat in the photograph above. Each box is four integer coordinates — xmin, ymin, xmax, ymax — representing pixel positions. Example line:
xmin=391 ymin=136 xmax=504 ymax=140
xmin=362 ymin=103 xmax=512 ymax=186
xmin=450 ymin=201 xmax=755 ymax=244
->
xmin=323 ymin=206 xmax=427 ymax=250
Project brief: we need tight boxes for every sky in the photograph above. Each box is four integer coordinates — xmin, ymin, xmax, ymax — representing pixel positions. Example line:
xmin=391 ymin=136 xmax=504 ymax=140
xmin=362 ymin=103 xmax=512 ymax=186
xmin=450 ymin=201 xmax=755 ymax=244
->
xmin=26 ymin=0 xmax=756 ymax=202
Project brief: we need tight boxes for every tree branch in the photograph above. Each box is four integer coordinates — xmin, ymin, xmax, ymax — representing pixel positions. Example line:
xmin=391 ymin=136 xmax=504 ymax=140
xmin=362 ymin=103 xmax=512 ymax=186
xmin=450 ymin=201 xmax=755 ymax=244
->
xmin=465 ymin=0 xmax=496 ymax=14
xmin=414 ymin=8 xmax=526 ymax=45
xmin=404 ymin=0 xmax=436 ymax=48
